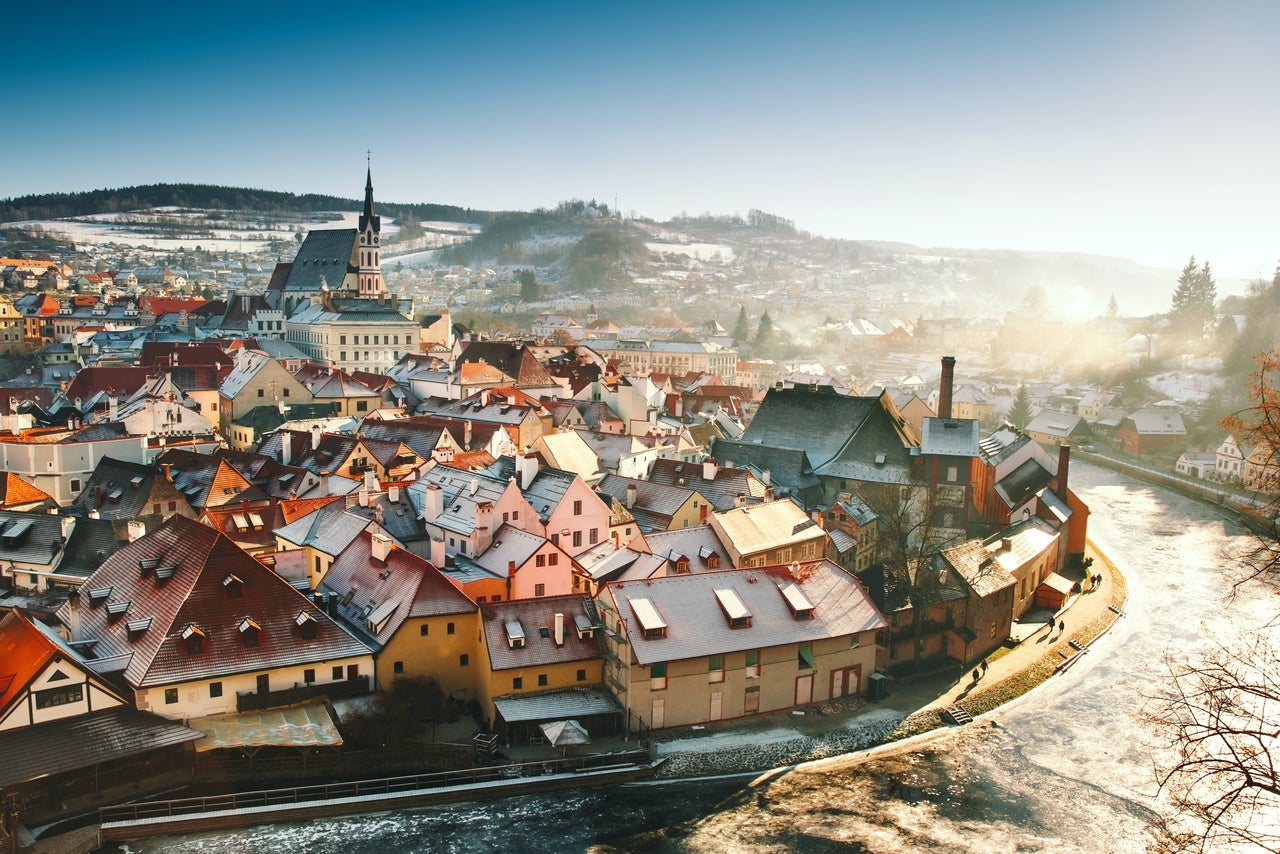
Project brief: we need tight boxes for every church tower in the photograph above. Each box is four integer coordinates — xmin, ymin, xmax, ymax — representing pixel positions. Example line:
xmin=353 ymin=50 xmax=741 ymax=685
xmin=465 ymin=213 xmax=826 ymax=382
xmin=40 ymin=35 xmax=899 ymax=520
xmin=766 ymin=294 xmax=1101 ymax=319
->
xmin=357 ymin=165 xmax=385 ymax=298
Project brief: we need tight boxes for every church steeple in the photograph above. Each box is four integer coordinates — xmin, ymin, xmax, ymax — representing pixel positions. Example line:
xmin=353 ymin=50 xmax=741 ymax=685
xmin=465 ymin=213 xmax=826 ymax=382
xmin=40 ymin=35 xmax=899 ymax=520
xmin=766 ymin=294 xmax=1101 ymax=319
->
xmin=357 ymin=159 xmax=384 ymax=298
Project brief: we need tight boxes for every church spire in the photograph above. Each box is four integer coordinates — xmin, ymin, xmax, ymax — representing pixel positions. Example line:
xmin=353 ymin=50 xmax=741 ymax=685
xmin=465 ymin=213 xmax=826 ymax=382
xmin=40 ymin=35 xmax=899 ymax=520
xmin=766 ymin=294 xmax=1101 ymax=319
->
xmin=357 ymin=159 xmax=384 ymax=298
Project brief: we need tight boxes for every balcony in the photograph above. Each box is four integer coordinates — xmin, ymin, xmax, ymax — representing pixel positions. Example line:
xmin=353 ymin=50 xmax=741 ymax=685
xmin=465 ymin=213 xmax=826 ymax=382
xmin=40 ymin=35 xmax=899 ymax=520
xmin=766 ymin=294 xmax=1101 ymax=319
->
xmin=236 ymin=675 xmax=370 ymax=712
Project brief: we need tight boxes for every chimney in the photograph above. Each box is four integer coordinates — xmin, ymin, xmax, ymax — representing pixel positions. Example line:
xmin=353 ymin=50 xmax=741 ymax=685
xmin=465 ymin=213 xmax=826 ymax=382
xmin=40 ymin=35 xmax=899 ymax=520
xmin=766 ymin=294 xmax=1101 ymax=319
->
xmin=424 ymin=481 xmax=444 ymax=519
xmin=470 ymin=477 xmax=479 ymax=496
xmin=127 ymin=520 xmax=146 ymax=542
xmin=88 ymin=509 xmax=100 ymax=519
xmin=371 ymin=532 xmax=392 ymax=562
xmin=463 ymin=419 xmax=472 ymax=450
xmin=429 ymin=534 xmax=446 ymax=568
xmin=388 ymin=485 xmax=400 ymax=503
xmin=702 ymin=457 xmax=717 ymax=481
xmin=281 ymin=435 xmax=292 ymax=467
xmin=108 ymin=393 xmax=118 ymax=422
xmin=67 ymin=591 xmax=81 ymax=643
xmin=518 ymin=450 xmax=538 ymax=491
xmin=358 ymin=487 xmax=369 ymax=507
xmin=1057 ymin=444 xmax=1071 ymax=497
xmin=554 ymin=612 xmax=565 ymax=647
xmin=938 ymin=355 xmax=956 ymax=419
xmin=60 ymin=516 xmax=74 ymax=539
xmin=508 ymin=560 xmax=516 ymax=578
xmin=626 ymin=483 xmax=637 ymax=509
xmin=761 ymin=468 xmax=771 ymax=486
xmin=374 ymin=503 xmax=384 ymax=525
xmin=311 ymin=424 xmax=321 ymax=450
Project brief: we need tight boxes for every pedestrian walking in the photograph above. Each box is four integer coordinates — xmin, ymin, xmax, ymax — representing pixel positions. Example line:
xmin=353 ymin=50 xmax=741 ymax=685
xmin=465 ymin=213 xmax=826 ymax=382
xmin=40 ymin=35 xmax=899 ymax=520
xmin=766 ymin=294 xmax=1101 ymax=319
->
xmin=972 ymin=668 xmax=981 ymax=683
xmin=1059 ymin=620 xmax=1065 ymax=633
xmin=981 ymin=659 xmax=988 ymax=675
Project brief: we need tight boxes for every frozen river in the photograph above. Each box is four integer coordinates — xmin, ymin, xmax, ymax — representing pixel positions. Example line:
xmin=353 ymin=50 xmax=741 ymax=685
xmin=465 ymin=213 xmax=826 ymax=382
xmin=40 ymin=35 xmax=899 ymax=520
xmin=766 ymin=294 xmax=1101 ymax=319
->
xmin=131 ymin=461 xmax=1269 ymax=852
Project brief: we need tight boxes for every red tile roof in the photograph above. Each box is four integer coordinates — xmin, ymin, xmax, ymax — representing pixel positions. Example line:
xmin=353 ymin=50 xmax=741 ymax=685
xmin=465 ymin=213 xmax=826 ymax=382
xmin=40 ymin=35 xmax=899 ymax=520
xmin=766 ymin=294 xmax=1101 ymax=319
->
xmin=58 ymin=515 xmax=370 ymax=689
xmin=0 ymin=608 xmax=59 ymax=716
xmin=0 ymin=473 xmax=54 ymax=508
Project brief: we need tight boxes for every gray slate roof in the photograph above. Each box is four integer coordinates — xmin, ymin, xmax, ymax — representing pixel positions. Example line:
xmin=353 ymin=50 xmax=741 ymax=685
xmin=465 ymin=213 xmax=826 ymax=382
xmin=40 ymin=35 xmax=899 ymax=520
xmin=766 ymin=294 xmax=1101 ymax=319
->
xmin=491 ymin=686 xmax=621 ymax=723
xmin=281 ymin=228 xmax=358 ymax=292
xmin=919 ymin=417 xmax=981 ymax=457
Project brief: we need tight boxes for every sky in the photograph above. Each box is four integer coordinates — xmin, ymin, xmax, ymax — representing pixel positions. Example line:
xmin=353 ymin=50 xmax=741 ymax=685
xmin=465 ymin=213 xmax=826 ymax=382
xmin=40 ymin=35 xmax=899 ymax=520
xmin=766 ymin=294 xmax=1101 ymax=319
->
xmin=4 ymin=0 xmax=1278 ymax=282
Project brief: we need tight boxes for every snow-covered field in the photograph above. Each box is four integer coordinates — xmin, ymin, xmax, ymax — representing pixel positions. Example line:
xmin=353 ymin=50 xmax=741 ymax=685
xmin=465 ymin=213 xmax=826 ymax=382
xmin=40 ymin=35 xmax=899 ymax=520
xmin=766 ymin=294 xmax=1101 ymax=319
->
xmin=646 ymin=241 xmax=736 ymax=262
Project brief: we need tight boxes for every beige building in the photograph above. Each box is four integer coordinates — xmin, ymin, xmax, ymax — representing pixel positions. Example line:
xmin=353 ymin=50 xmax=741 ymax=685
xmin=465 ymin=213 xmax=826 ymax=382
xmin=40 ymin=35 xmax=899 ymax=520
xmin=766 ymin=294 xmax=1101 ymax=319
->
xmin=708 ymin=498 xmax=829 ymax=568
xmin=596 ymin=561 xmax=886 ymax=729
xmin=286 ymin=295 xmax=418 ymax=375
xmin=218 ymin=349 xmax=314 ymax=436
xmin=588 ymin=339 xmax=737 ymax=383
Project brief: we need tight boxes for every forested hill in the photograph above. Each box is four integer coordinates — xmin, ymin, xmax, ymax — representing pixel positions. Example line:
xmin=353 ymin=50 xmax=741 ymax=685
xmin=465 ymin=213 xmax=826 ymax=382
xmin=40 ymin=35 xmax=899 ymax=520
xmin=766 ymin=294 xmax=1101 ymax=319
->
xmin=0 ymin=184 xmax=492 ymax=226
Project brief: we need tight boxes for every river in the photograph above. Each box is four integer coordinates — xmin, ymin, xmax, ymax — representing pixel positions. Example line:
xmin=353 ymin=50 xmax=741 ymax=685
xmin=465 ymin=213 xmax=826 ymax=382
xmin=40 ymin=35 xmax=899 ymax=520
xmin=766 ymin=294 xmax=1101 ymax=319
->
xmin=131 ymin=461 xmax=1270 ymax=852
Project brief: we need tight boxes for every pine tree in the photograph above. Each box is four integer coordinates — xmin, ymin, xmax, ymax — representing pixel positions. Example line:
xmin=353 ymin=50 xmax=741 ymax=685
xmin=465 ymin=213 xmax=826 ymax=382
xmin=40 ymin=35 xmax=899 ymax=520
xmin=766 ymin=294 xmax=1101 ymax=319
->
xmin=1008 ymin=385 xmax=1034 ymax=431
xmin=1106 ymin=294 xmax=1119 ymax=318
xmin=754 ymin=311 xmax=774 ymax=348
xmin=732 ymin=305 xmax=749 ymax=343
xmin=1170 ymin=255 xmax=1216 ymax=337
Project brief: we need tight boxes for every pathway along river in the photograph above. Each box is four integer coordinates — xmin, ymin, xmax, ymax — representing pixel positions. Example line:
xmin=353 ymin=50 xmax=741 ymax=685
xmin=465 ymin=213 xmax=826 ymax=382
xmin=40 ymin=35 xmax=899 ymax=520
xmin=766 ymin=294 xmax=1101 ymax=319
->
xmin=130 ymin=461 xmax=1271 ymax=853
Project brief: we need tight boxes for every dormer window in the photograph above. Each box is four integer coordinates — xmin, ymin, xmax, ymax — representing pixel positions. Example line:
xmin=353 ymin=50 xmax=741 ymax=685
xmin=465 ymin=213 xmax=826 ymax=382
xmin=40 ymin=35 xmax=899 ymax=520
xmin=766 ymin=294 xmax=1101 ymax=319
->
xmin=88 ymin=586 xmax=112 ymax=608
xmin=674 ymin=557 xmax=690 ymax=574
xmin=238 ymin=617 xmax=261 ymax=647
xmin=138 ymin=557 xmax=161 ymax=578
xmin=505 ymin=620 xmax=526 ymax=649
xmin=714 ymin=588 xmax=752 ymax=629
xmin=182 ymin=624 xmax=205 ymax=653
xmin=105 ymin=600 xmax=129 ymax=624
xmin=573 ymin=613 xmax=595 ymax=640
xmin=295 ymin=611 xmax=319 ymax=639
xmin=223 ymin=573 xmax=244 ymax=599
xmin=126 ymin=617 xmax=152 ymax=642
xmin=155 ymin=565 xmax=177 ymax=587
xmin=779 ymin=582 xmax=815 ymax=620
xmin=631 ymin=597 xmax=667 ymax=640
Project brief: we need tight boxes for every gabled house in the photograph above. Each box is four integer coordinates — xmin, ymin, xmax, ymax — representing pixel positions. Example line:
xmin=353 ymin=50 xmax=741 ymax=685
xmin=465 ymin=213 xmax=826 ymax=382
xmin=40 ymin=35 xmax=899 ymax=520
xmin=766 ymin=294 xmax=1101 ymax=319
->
xmin=596 ymin=562 xmax=886 ymax=729
xmin=708 ymin=498 xmax=829 ymax=569
xmin=1216 ymin=434 xmax=1250 ymax=483
xmin=482 ymin=454 xmax=613 ymax=557
xmin=648 ymin=458 xmax=770 ymax=513
xmin=72 ymin=456 xmax=195 ymax=522
xmin=55 ymin=515 xmax=374 ymax=721
xmin=1026 ymin=411 xmax=1093 ymax=448
xmin=1115 ymin=410 xmax=1187 ymax=455
xmin=319 ymin=530 xmax=479 ymax=698
xmin=594 ymin=473 xmax=713 ymax=533
xmin=446 ymin=525 xmax=577 ymax=604
xmin=0 ymin=472 xmax=56 ymax=512
xmin=218 ymin=350 xmax=313 ymax=436
xmin=478 ymin=594 xmax=611 ymax=744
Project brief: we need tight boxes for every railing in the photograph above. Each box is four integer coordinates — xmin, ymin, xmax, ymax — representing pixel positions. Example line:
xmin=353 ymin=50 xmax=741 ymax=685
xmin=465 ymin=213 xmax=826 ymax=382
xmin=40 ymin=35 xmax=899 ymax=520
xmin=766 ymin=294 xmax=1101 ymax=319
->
xmin=236 ymin=675 xmax=370 ymax=712
xmin=99 ymin=749 xmax=651 ymax=825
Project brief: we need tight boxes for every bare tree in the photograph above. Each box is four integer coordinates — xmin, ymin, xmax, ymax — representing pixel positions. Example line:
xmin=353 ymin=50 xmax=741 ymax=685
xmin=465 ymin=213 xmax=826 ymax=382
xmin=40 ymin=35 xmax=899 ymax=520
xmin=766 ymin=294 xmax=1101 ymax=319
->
xmin=1147 ymin=349 xmax=1280 ymax=851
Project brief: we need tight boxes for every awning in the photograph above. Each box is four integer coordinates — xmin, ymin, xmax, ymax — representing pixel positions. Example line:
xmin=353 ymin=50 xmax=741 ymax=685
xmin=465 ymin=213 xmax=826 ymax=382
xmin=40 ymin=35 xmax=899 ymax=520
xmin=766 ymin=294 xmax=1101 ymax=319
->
xmin=188 ymin=702 xmax=342 ymax=752
xmin=0 ymin=707 xmax=202 ymax=787
xmin=540 ymin=719 xmax=591 ymax=747
xmin=492 ymin=686 xmax=623 ymax=724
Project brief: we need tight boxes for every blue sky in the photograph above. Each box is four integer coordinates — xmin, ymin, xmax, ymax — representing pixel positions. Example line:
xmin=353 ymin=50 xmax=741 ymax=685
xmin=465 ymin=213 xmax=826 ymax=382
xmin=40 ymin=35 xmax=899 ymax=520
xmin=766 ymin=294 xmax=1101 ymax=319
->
xmin=4 ymin=1 xmax=1277 ymax=280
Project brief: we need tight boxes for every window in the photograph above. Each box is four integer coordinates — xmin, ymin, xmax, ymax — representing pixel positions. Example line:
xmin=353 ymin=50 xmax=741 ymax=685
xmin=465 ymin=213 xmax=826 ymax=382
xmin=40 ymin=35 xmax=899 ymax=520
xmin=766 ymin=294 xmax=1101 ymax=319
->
xmin=283 ymin=388 xmax=290 ymax=397
xmin=573 ymin=500 xmax=582 ymax=515
xmin=420 ymin=624 xmax=429 ymax=636
xmin=548 ymin=553 xmax=558 ymax=566
xmin=535 ymin=583 xmax=546 ymax=597
xmin=572 ymin=530 xmax=582 ymax=548
xmin=209 ymin=682 xmax=223 ymax=698
xmin=447 ymin=622 xmax=455 ymax=635
xmin=946 ymin=465 xmax=958 ymax=482
xmin=257 ymin=388 xmax=265 ymax=397
xmin=459 ymin=654 xmax=470 ymax=667
xmin=745 ymin=649 xmax=760 ymax=678
xmin=332 ymin=666 xmax=343 ymax=680
xmin=153 ymin=503 xmax=161 ymax=514
xmin=256 ymin=674 xmax=269 ymax=694
xmin=513 ymin=677 xmax=523 ymax=689
xmin=798 ymin=642 xmax=815 ymax=670
xmin=536 ymin=554 xmax=546 ymax=567
xmin=164 ymin=688 xmax=178 ymax=705
xmin=709 ymin=655 xmax=725 ymax=682
xmin=70 ymin=478 xmax=82 ymax=493
xmin=394 ymin=661 xmax=404 ymax=674
xmin=576 ymin=668 xmax=587 ymax=682
xmin=356 ymin=400 xmax=368 ymax=412
xmin=35 ymin=685 xmax=83 ymax=709
xmin=589 ymin=528 xmax=599 ymax=545
xmin=537 ymin=674 xmax=548 ymax=686
xmin=168 ymin=501 xmax=176 ymax=511
xmin=340 ymin=335 xmax=347 ymax=345
xmin=650 ymin=662 xmax=667 ymax=690
xmin=303 ymin=669 xmax=315 ymax=684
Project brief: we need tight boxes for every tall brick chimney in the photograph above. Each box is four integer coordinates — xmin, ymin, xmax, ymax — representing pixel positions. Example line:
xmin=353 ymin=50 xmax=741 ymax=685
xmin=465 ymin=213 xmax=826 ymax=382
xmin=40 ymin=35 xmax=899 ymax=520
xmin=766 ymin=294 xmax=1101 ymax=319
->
xmin=938 ymin=356 xmax=956 ymax=419
xmin=1057 ymin=444 xmax=1071 ymax=496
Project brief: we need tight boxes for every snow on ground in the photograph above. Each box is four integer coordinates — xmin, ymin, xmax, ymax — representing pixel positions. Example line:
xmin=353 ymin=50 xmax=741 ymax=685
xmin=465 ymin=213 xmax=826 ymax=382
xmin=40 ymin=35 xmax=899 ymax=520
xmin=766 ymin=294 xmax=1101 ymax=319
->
xmin=646 ymin=242 xmax=736 ymax=262
xmin=1147 ymin=370 xmax=1222 ymax=404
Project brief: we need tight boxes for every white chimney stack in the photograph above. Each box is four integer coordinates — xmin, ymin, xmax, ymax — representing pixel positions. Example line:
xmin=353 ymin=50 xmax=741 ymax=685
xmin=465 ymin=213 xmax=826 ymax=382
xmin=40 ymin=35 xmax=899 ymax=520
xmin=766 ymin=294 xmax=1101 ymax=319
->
xmin=518 ymin=450 xmax=538 ymax=490
xmin=60 ymin=516 xmax=75 ymax=539
xmin=127 ymin=520 xmax=146 ymax=542
xmin=702 ymin=458 xmax=717 ymax=481
xmin=429 ymin=534 xmax=446 ymax=568
xmin=371 ymin=533 xmax=393 ymax=562
xmin=311 ymin=424 xmax=321 ymax=450
xmin=358 ymin=488 xmax=369 ymax=507
xmin=424 ymin=481 xmax=444 ymax=519
xmin=626 ymin=483 xmax=637 ymax=509
xmin=388 ymin=485 xmax=400 ymax=503
xmin=554 ymin=612 xmax=565 ymax=647
xmin=281 ymin=434 xmax=292 ymax=467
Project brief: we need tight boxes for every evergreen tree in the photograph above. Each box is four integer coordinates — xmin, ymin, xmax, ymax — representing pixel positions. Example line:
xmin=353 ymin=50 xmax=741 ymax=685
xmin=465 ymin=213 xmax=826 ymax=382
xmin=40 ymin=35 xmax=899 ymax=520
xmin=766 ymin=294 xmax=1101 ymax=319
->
xmin=1008 ymin=385 xmax=1034 ymax=431
xmin=1106 ymin=294 xmax=1119 ymax=318
xmin=754 ymin=311 xmax=774 ymax=349
xmin=516 ymin=268 xmax=538 ymax=302
xmin=1170 ymin=255 xmax=1217 ymax=337
xmin=733 ymin=305 xmax=749 ymax=343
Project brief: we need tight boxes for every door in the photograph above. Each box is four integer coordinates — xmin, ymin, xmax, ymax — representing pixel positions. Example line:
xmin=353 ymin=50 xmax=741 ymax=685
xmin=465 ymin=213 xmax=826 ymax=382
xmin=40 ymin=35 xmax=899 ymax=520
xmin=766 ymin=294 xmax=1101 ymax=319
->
xmin=744 ymin=685 xmax=761 ymax=714
xmin=709 ymin=690 xmax=723 ymax=721
xmin=651 ymin=698 xmax=665 ymax=729
xmin=830 ymin=668 xmax=847 ymax=699
xmin=795 ymin=673 xmax=814 ymax=705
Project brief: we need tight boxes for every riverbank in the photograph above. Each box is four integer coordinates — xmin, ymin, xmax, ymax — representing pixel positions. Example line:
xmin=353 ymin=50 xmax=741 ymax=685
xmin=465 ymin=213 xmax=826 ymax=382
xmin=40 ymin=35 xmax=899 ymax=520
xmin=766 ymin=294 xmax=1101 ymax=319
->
xmin=26 ymin=543 xmax=1129 ymax=853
